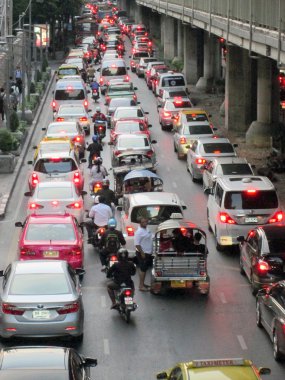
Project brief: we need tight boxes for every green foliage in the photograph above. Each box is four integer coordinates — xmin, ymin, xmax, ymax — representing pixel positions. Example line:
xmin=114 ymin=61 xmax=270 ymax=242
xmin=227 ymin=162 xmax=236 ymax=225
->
xmin=170 ymin=58 xmax=184 ymax=72
xmin=35 ymin=82 xmax=44 ymax=94
xmin=42 ymin=56 xmax=49 ymax=72
xmin=0 ymin=129 xmax=14 ymax=153
xmin=10 ymin=111 xmax=20 ymax=132
xmin=19 ymin=120 xmax=28 ymax=132
xmin=35 ymin=70 xmax=42 ymax=82
xmin=30 ymin=81 xmax=36 ymax=94
xmin=26 ymin=94 xmax=38 ymax=111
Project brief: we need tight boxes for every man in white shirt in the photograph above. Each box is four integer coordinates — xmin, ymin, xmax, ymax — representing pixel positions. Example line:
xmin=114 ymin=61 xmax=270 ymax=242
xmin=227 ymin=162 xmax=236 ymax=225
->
xmin=134 ymin=217 xmax=153 ymax=291
xmin=85 ymin=195 xmax=112 ymax=243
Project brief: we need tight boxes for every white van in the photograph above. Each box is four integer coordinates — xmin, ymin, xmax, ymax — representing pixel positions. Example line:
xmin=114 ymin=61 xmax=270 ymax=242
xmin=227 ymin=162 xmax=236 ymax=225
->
xmin=99 ymin=58 xmax=129 ymax=94
xmin=155 ymin=72 xmax=187 ymax=97
xmin=52 ymin=79 xmax=90 ymax=113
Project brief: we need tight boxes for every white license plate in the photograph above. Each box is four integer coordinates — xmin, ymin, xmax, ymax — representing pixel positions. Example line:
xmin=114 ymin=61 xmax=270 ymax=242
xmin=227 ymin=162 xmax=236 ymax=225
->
xmin=124 ymin=297 xmax=133 ymax=305
xmin=32 ymin=310 xmax=51 ymax=320
xmin=245 ymin=217 xmax=258 ymax=223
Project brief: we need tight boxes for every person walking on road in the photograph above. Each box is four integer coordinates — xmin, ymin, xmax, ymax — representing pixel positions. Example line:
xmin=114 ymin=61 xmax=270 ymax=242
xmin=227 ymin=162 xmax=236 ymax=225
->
xmin=134 ymin=217 xmax=153 ymax=291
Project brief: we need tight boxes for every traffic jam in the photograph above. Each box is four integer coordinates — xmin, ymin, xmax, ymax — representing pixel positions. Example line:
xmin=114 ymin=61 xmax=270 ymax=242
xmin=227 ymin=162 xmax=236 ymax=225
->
xmin=0 ymin=1 xmax=285 ymax=379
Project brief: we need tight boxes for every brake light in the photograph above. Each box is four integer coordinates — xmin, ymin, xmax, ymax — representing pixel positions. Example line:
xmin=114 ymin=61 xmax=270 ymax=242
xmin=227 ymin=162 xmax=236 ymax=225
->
xmin=73 ymin=171 xmax=81 ymax=185
xmin=52 ymin=100 xmax=56 ymax=109
xmin=163 ymin=111 xmax=171 ymax=117
xmin=74 ymin=136 xmax=81 ymax=142
xmin=20 ymin=247 xmax=35 ymax=256
xmin=219 ymin=212 xmax=236 ymax=224
xmin=180 ymin=137 xmax=187 ymax=144
xmin=146 ymin=70 xmax=150 ymax=75
xmin=124 ymin=75 xmax=129 ymax=82
xmin=256 ymin=260 xmax=270 ymax=274
xmin=84 ymin=100 xmax=88 ymax=107
xmin=131 ymin=61 xmax=135 ymax=66
xmin=124 ymin=289 xmax=132 ymax=296
xmin=133 ymin=94 xmax=137 ymax=101
xmin=57 ymin=302 xmax=80 ymax=315
xmin=66 ymin=202 xmax=81 ymax=209
xmin=281 ymin=101 xmax=285 ymax=109
xmin=146 ymin=150 xmax=153 ymax=158
xmin=31 ymin=172 xmax=39 ymax=187
xmin=2 ymin=303 xmax=24 ymax=316
xmin=114 ymin=150 xmax=120 ymax=156
xmin=126 ymin=226 xmax=134 ymax=236
xmin=110 ymin=255 xmax=118 ymax=262
xmin=29 ymin=202 xmax=44 ymax=210
xmin=56 ymin=117 xmax=64 ymax=122
xmin=95 ymin=182 xmax=102 ymax=189
xmin=79 ymin=117 xmax=87 ymax=122
xmin=70 ymin=246 xmax=81 ymax=256
xmin=99 ymin=77 xmax=103 ymax=85
xmin=99 ymin=227 xmax=105 ymax=234
xmin=268 ymin=211 xmax=284 ymax=223
xmin=195 ymin=158 xmax=206 ymax=165
xmin=148 ymin=41 xmax=152 ymax=46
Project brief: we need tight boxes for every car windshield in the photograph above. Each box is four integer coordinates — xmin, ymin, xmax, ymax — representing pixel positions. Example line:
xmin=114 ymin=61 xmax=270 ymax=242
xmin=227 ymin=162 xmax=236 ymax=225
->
xmin=131 ymin=205 xmax=182 ymax=224
xmin=186 ymin=114 xmax=208 ymax=122
xmin=117 ymin=109 xmax=143 ymax=118
xmin=55 ymin=89 xmax=85 ymax=100
xmin=37 ymin=187 xmax=73 ymax=199
xmin=203 ymin=143 xmax=234 ymax=154
xmin=224 ymin=190 xmax=278 ymax=209
xmin=102 ymin=66 xmax=127 ymax=76
xmin=25 ymin=223 xmax=76 ymax=241
xmin=47 ymin=124 xmax=77 ymax=134
xmin=34 ymin=158 xmax=77 ymax=174
xmin=220 ymin=164 xmax=253 ymax=175
xmin=59 ymin=106 xmax=85 ymax=115
xmin=117 ymin=123 xmax=142 ymax=133
xmin=10 ymin=274 xmax=70 ymax=295
xmin=161 ymin=76 xmax=185 ymax=87
xmin=188 ymin=125 xmax=213 ymax=135
xmin=118 ymin=137 xmax=149 ymax=149
xmin=59 ymin=68 xmax=78 ymax=76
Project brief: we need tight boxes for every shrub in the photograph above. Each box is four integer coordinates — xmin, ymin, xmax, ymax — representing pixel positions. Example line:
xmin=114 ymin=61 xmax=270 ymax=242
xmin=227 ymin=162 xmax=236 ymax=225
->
xmin=0 ymin=129 xmax=14 ymax=153
xmin=35 ymin=81 xmax=44 ymax=94
xmin=42 ymin=56 xmax=49 ymax=72
xmin=19 ymin=120 xmax=28 ymax=132
xmin=10 ymin=111 xmax=19 ymax=132
xmin=35 ymin=69 xmax=42 ymax=82
xmin=30 ymin=81 xmax=36 ymax=94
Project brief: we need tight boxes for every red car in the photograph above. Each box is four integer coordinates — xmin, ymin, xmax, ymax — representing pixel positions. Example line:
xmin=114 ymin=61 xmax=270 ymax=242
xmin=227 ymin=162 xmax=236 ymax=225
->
xmin=15 ymin=214 xmax=84 ymax=269
xmin=110 ymin=118 xmax=151 ymax=143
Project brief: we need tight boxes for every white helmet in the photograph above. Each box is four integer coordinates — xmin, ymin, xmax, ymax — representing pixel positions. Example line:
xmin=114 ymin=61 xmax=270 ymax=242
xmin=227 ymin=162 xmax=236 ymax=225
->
xmin=94 ymin=195 xmax=100 ymax=204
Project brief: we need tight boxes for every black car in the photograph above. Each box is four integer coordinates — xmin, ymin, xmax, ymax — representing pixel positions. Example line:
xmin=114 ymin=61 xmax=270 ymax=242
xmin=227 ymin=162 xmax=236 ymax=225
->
xmin=256 ymin=281 xmax=285 ymax=361
xmin=239 ymin=225 xmax=285 ymax=294
xmin=0 ymin=346 xmax=97 ymax=380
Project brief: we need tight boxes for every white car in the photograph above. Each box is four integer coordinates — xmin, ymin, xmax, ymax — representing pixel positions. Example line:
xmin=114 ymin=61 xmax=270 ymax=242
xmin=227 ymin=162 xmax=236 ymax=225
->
xmin=117 ymin=192 xmax=186 ymax=256
xmin=54 ymin=104 xmax=92 ymax=135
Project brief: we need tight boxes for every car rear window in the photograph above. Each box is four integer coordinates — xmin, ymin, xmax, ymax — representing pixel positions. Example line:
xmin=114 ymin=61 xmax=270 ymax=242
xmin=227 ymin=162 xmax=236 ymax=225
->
xmin=109 ymin=99 xmax=133 ymax=107
xmin=118 ymin=137 xmax=149 ymax=148
xmin=117 ymin=109 xmax=143 ymax=118
xmin=161 ymin=76 xmax=185 ymax=87
xmin=186 ymin=114 xmax=208 ymax=122
xmin=188 ymin=125 xmax=213 ymax=135
xmin=167 ymin=90 xmax=187 ymax=98
xmin=102 ymin=66 xmax=127 ymax=76
xmin=109 ymin=84 xmax=133 ymax=92
xmin=47 ymin=124 xmax=77 ymax=134
xmin=55 ymin=89 xmax=85 ymax=101
xmin=25 ymin=223 xmax=76 ymax=241
xmin=117 ymin=123 xmax=143 ymax=133
xmin=220 ymin=164 xmax=253 ymax=175
xmin=131 ymin=205 xmax=182 ymax=224
xmin=37 ymin=187 xmax=73 ymax=199
xmin=58 ymin=68 xmax=79 ymax=76
xmin=203 ymin=143 xmax=234 ymax=154
xmin=59 ymin=106 xmax=85 ymax=115
xmin=224 ymin=190 xmax=278 ymax=210
xmin=10 ymin=274 xmax=70 ymax=295
xmin=34 ymin=158 xmax=77 ymax=173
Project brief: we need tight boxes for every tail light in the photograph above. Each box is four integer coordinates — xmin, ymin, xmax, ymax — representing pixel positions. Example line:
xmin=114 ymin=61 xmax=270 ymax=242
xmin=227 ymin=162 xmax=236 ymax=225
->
xmin=110 ymin=255 xmax=118 ymax=262
xmin=268 ymin=211 xmax=284 ymax=223
xmin=29 ymin=203 xmax=44 ymax=210
xmin=131 ymin=61 xmax=135 ymax=66
xmin=163 ymin=111 xmax=171 ymax=118
xmin=52 ymin=100 xmax=56 ymax=109
xmin=73 ymin=136 xmax=82 ymax=143
xmin=70 ymin=246 xmax=82 ymax=256
xmin=94 ymin=182 xmax=102 ymax=190
xmin=124 ymin=289 xmax=132 ymax=297
xmin=256 ymin=260 xmax=270 ymax=274
xmin=146 ymin=150 xmax=153 ymax=158
xmin=56 ymin=117 xmax=64 ymax=122
xmin=79 ymin=117 xmax=87 ymax=122
xmin=126 ymin=226 xmax=134 ymax=236
xmin=146 ymin=70 xmax=150 ymax=75
xmin=219 ymin=212 xmax=236 ymax=224
xmin=99 ymin=227 xmax=105 ymax=234
xmin=195 ymin=158 xmax=206 ymax=165
xmin=2 ymin=303 xmax=24 ymax=316
xmin=99 ymin=77 xmax=103 ymax=85
xmin=57 ymin=302 xmax=80 ymax=315
xmin=66 ymin=202 xmax=82 ymax=209
xmin=148 ymin=41 xmax=152 ymax=46
xmin=133 ymin=94 xmax=137 ymax=101
xmin=180 ymin=137 xmax=187 ymax=144
xmin=124 ymin=75 xmax=129 ymax=82
xmin=281 ymin=101 xmax=285 ymax=109
xmin=20 ymin=247 xmax=35 ymax=256
xmin=114 ymin=150 xmax=120 ymax=156
xmin=105 ymin=96 xmax=110 ymax=104
xmin=84 ymin=100 xmax=88 ymax=108
xmin=31 ymin=172 xmax=39 ymax=187
xmin=73 ymin=171 xmax=81 ymax=185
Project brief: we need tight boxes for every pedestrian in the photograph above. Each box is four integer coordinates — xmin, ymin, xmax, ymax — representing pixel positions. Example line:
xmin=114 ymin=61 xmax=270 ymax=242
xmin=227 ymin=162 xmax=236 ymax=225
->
xmin=134 ymin=217 xmax=153 ymax=291
xmin=15 ymin=66 xmax=22 ymax=94
xmin=9 ymin=88 xmax=18 ymax=111
xmin=0 ymin=88 xmax=5 ymax=122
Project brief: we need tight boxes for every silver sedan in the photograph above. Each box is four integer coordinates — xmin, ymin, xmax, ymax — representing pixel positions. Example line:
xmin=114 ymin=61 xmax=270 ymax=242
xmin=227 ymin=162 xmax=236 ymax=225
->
xmin=53 ymin=104 xmax=92 ymax=135
xmin=0 ymin=260 xmax=84 ymax=341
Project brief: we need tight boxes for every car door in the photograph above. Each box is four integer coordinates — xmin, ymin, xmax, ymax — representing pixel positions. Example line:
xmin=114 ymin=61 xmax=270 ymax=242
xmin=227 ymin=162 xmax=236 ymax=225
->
xmin=203 ymin=161 xmax=214 ymax=190
xmin=242 ymin=231 xmax=258 ymax=280
xmin=173 ymin=125 xmax=182 ymax=149
xmin=208 ymin=182 xmax=223 ymax=233
xmin=261 ymin=285 xmax=284 ymax=339
xmin=187 ymin=140 xmax=198 ymax=170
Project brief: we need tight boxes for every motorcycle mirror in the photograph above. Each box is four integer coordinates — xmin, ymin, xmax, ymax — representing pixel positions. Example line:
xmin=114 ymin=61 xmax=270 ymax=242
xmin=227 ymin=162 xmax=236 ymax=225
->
xmin=24 ymin=191 xmax=32 ymax=197
xmin=15 ymin=221 xmax=23 ymax=228
xmin=27 ymin=160 xmax=33 ymax=165
xmin=83 ymin=358 xmax=98 ymax=368
xmin=134 ymin=87 xmax=138 ymax=90
xmin=80 ymin=158 xmax=87 ymax=163
xmin=148 ymin=124 xmax=152 ymax=128
xmin=156 ymin=373 xmax=168 ymax=379
xmin=151 ymin=140 xmax=157 ymax=144
xmin=81 ymin=190 xmax=87 ymax=196
xmin=0 ymin=270 xmax=4 ymax=277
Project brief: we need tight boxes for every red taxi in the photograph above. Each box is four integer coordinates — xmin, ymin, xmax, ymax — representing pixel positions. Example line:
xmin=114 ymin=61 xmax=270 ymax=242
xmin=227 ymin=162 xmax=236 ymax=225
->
xmin=15 ymin=214 xmax=84 ymax=270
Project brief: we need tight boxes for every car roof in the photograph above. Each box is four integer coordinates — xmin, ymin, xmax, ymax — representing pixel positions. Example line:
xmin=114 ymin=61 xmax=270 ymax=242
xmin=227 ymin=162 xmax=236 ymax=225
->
xmin=12 ymin=260 xmax=67 ymax=274
xmin=117 ymin=133 xmax=148 ymax=140
xmin=116 ymin=106 xmax=142 ymax=111
xmin=198 ymin=137 xmax=231 ymax=144
xmin=217 ymin=175 xmax=275 ymax=191
xmin=156 ymin=219 xmax=199 ymax=233
xmin=181 ymin=108 xmax=208 ymax=115
xmin=210 ymin=157 xmax=249 ymax=165
xmin=37 ymin=151 xmax=75 ymax=159
xmin=28 ymin=214 xmax=74 ymax=224
xmin=128 ymin=192 xmax=182 ymax=206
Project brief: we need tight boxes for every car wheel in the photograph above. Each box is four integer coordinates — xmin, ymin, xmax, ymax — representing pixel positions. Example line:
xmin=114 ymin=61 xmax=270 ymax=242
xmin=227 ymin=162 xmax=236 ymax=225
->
xmin=174 ymin=143 xmax=177 ymax=152
xmin=273 ymin=330 xmax=284 ymax=361
xmin=239 ymin=254 xmax=245 ymax=275
xmin=207 ymin=209 xmax=212 ymax=232
xmin=250 ymin=272 xmax=258 ymax=295
xmin=191 ymin=166 xmax=198 ymax=182
xmin=256 ymin=300 xmax=263 ymax=327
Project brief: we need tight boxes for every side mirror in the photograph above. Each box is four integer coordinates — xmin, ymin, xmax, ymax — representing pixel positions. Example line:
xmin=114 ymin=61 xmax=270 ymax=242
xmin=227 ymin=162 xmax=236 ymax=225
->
xmin=144 ymin=111 xmax=149 ymax=114
xmin=151 ymin=140 xmax=157 ymax=144
xmin=134 ymin=87 xmax=138 ymax=90
xmin=129 ymin=55 xmax=131 ymax=58
xmin=251 ymin=164 xmax=256 ymax=169
xmin=237 ymin=235 xmax=245 ymax=242
xmin=137 ymin=101 xmax=141 ymax=104
xmin=83 ymin=358 xmax=98 ymax=368
xmin=81 ymin=190 xmax=87 ymax=196
xmin=0 ymin=270 xmax=4 ymax=277
xmin=157 ymin=104 xmax=161 ymax=108
xmin=233 ymin=143 xmax=238 ymax=148
xmin=80 ymin=158 xmax=87 ymax=163
xmin=156 ymin=373 xmax=168 ymax=379
xmin=258 ymin=368 xmax=271 ymax=375
xmin=108 ymin=141 xmax=113 ymax=145
xmin=127 ymin=67 xmax=130 ymax=70
xmin=32 ymin=145 xmax=37 ymax=149
xmin=24 ymin=191 xmax=32 ymax=197
xmin=75 ymin=268 xmax=86 ymax=277
xmin=116 ymin=205 xmax=122 ymax=211
xmin=185 ymin=145 xmax=190 ymax=149
xmin=27 ymin=160 xmax=33 ymax=165
xmin=213 ymin=127 xmax=217 ymax=131
xmin=186 ymin=88 xmax=190 ymax=94
xmin=204 ymin=188 xmax=213 ymax=195
xmin=182 ymin=205 xmax=187 ymax=210
xmin=42 ymin=127 xmax=46 ymax=131
xmin=88 ymin=109 xmax=92 ymax=112
xmin=15 ymin=221 xmax=23 ymax=228
xmin=148 ymin=124 xmax=152 ymax=128
xmin=97 ymin=68 xmax=100 ymax=72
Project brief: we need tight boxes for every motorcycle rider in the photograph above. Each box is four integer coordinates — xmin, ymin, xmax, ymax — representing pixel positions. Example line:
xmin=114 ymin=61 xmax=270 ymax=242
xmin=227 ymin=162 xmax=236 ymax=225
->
xmin=106 ymin=248 xmax=136 ymax=309
xmin=97 ymin=178 xmax=116 ymax=209
xmin=99 ymin=217 xmax=126 ymax=270
xmin=86 ymin=64 xmax=96 ymax=82
xmin=92 ymin=106 xmax=107 ymax=123
xmin=90 ymin=77 xmax=100 ymax=92
xmin=85 ymin=195 xmax=113 ymax=243
xmin=87 ymin=135 xmax=103 ymax=168
xmin=89 ymin=157 xmax=108 ymax=192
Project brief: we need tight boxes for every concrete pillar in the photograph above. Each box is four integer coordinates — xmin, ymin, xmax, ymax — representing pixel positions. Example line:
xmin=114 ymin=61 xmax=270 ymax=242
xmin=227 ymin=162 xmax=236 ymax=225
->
xmin=183 ymin=25 xmax=203 ymax=85
xmin=129 ymin=0 xmax=135 ymax=19
xmin=149 ymin=12 xmax=161 ymax=39
xmin=163 ymin=16 xmax=175 ymax=61
xmin=246 ymin=58 xmax=276 ymax=147
xmin=224 ymin=46 xmax=254 ymax=132
xmin=135 ymin=5 xmax=143 ymax=24
xmin=125 ymin=0 xmax=130 ymax=15
xmin=196 ymin=33 xmax=215 ymax=91
xmin=177 ymin=21 xmax=184 ymax=60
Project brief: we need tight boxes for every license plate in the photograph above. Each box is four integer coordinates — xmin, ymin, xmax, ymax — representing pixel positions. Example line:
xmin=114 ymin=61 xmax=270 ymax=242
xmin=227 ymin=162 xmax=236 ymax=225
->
xmin=43 ymin=250 xmax=59 ymax=258
xmin=124 ymin=297 xmax=133 ymax=305
xmin=171 ymin=280 xmax=186 ymax=288
xmin=245 ymin=217 xmax=258 ymax=223
xmin=32 ymin=310 xmax=51 ymax=320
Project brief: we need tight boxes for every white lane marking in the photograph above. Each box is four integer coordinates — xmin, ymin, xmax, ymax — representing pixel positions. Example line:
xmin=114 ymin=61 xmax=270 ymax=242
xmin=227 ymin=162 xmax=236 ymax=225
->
xmin=172 ymin=181 xmax=177 ymax=188
xmin=101 ymin=295 xmax=106 ymax=308
xmin=104 ymin=338 xmax=110 ymax=355
xmin=219 ymin=292 xmax=227 ymax=304
xmin=237 ymin=335 xmax=248 ymax=350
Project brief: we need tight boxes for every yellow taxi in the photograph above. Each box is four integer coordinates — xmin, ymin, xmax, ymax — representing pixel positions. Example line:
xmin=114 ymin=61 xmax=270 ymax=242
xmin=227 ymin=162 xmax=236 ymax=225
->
xmin=33 ymin=137 xmax=79 ymax=162
xmin=156 ymin=358 xmax=271 ymax=380
xmin=56 ymin=64 xmax=80 ymax=81
xmin=173 ymin=108 xmax=212 ymax=129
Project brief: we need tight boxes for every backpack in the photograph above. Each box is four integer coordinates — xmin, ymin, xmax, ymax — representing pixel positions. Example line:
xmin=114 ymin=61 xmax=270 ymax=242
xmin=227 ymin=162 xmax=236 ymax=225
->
xmin=105 ymin=231 xmax=120 ymax=252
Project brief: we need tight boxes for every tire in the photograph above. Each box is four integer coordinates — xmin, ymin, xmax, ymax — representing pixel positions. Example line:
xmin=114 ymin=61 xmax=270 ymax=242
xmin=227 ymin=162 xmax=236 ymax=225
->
xmin=256 ymin=300 xmax=263 ymax=327
xmin=207 ymin=210 xmax=212 ymax=232
xmin=250 ymin=273 xmax=258 ymax=295
xmin=124 ymin=309 xmax=131 ymax=324
xmin=273 ymin=330 xmax=284 ymax=361
xmin=239 ymin=254 xmax=245 ymax=275
xmin=174 ymin=143 xmax=177 ymax=152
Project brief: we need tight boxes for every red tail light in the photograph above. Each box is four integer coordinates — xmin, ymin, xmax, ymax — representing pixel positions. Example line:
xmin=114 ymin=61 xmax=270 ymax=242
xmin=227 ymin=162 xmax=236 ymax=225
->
xmin=94 ymin=182 xmax=102 ymax=189
xmin=99 ymin=77 xmax=103 ymax=85
xmin=66 ymin=202 xmax=82 ymax=209
xmin=52 ymin=100 xmax=56 ymax=109
xmin=146 ymin=150 xmax=153 ymax=158
xmin=195 ymin=158 xmax=206 ymax=165
xmin=20 ymin=247 xmax=35 ymax=256
xmin=2 ymin=303 xmax=24 ymax=316
xmin=163 ymin=111 xmax=171 ymax=118
xmin=124 ymin=75 xmax=130 ymax=82
xmin=268 ymin=211 xmax=284 ymax=223
xmin=73 ymin=171 xmax=81 ymax=185
xmin=79 ymin=117 xmax=87 ymax=122
xmin=148 ymin=41 xmax=152 ymax=46
xmin=56 ymin=117 xmax=64 ymax=122
xmin=99 ymin=227 xmax=105 ymax=234
xmin=126 ymin=226 xmax=134 ymax=236
xmin=73 ymin=136 xmax=82 ymax=143
xmin=146 ymin=70 xmax=150 ymax=75
xmin=29 ymin=203 xmax=44 ymax=210
xmin=131 ymin=61 xmax=135 ymax=66
xmin=133 ymin=95 xmax=137 ymax=101
xmin=70 ymin=246 xmax=82 ymax=256
xmin=110 ymin=255 xmax=118 ymax=262
xmin=31 ymin=172 xmax=39 ymax=187
xmin=256 ymin=260 xmax=270 ymax=274
xmin=180 ymin=137 xmax=187 ymax=144
xmin=57 ymin=302 xmax=80 ymax=315
xmin=84 ymin=100 xmax=88 ymax=108
xmin=124 ymin=289 xmax=132 ymax=297
xmin=219 ymin=212 xmax=236 ymax=224
xmin=114 ymin=150 xmax=120 ymax=156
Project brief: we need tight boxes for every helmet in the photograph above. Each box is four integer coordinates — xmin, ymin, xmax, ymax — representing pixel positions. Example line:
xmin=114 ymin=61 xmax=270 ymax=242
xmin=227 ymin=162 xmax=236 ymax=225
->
xmin=95 ymin=107 xmax=101 ymax=113
xmin=98 ymin=195 xmax=106 ymax=203
xmin=94 ymin=195 xmax=100 ymax=204
xmin=102 ymin=178 xmax=110 ymax=187
xmin=93 ymin=157 xmax=102 ymax=164
xmin=92 ymin=134 xmax=98 ymax=143
xmin=107 ymin=218 xmax=117 ymax=228
xmin=118 ymin=248 xmax=128 ymax=261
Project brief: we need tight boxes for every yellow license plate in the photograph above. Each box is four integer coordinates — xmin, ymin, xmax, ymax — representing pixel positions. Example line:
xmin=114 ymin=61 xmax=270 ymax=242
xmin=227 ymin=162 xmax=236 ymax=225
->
xmin=43 ymin=251 xmax=59 ymax=258
xmin=171 ymin=280 xmax=186 ymax=288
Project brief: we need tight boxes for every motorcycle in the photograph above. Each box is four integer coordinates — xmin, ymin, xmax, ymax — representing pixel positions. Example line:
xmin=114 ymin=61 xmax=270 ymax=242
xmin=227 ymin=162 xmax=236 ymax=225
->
xmin=94 ymin=120 xmax=107 ymax=140
xmin=92 ymin=88 xmax=100 ymax=102
xmin=91 ymin=180 xmax=103 ymax=194
xmin=89 ymin=225 xmax=106 ymax=247
xmin=114 ymin=285 xmax=137 ymax=323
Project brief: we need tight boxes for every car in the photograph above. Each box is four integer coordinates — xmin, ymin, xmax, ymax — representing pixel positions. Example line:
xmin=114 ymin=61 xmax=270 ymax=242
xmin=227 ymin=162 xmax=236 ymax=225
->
xmin=173 ymin=121 xmax=215 ymax=159
xmin=32 ymin=137 xmax=78 ymax=162
xmin=157 ymin=88 xmax=190 ymax=108
xmin=256 ymin=281 xmax=285 ymax=360
xmin=15 ymin=214 xmax=84 ymax=269
xmin=53 ymin=104 xmax=92 ymax=135
xmin=110 ymin=133 xmax=157 ymax=167
xmin=155 ymin=71 xmax=187 ymax=97
xmin=158 ymin=98 xmax=194 ymax=130
xmin=145 ymin=61 xmax=165 ymax=86
xmin=24 ymin=181 xmax=86 ymax=223
xmin=239 ymin=225 xmax=285 ymax=294
xmin=117 ymin=192 xmax=186 ymax=256
xmin=42 ymin=121 xmax=86 ymax=158
xmin=186 ymin=137 xmax=238 ymax=182
xmin=173 ymin=108 xmax=213 ymax=129
xmin=110 ymin=118 xmax=151 ymax=143
xmin=106 ymin=97 xmax=138 ymax=125
xmin=27 ymin=149 xmax=85 ymax=192
xmin=0 ymin=260 xmax=85 ymax=340
xmin=207 ymin=176 xmax=284 ymax=251
xmin=156 ymin=358 xmax=271 ymax=380
xmin=0 ymin=346 xmax=97 ymax=379
xmin=129 ymin=51 xmax=151 ymax=72
xmin=104 ymin=82 xmax=138 ymax=105
xmin=99 ymin=58 xmax=129 ymax=94
xmin=56 ymin=64 xmax=80 ymax=81
xmin=150 ymin=65 xmax=169 ymax=93
xmin=203 ymin=157 xmax=254 ymax=192
xmin=111 ymin=106 xmax=149 ymax=128
xmin=135 ymin=56 xmax=157 ymax=77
